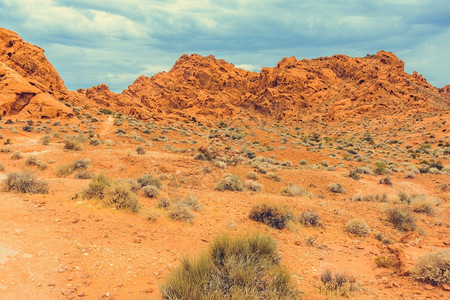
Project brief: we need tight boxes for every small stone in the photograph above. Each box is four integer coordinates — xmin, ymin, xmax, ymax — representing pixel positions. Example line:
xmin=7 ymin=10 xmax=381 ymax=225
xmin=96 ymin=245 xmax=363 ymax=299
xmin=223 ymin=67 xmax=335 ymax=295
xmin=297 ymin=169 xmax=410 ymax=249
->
xmin=442 ymin=284 xmax=450 ymax=291
xmin=425 ymin=284 xmax=433 ymax=290
xmin=78 ymin=290 xmax=85 ymax=297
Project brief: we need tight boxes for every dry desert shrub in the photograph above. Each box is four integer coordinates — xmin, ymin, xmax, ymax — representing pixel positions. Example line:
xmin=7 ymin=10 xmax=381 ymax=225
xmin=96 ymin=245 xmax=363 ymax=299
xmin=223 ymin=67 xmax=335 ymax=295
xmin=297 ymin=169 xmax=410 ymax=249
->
xmin=244 ymin=180 xmax=263 ymax=192
xmin=11 ymin=151 xmax=23 ymax=160
xmin=410 ymin=196 xmax=440 ymax=215
xmin=249 ymin=202 xmax=291 ymax=229
xmin=82 ymin=175 xmax=139 ymax=212
xmin=384 ymin=207 xmax=416 ymax=231
xmin=299 ymin=210 xmax=321 ymax=227
xmin=0 ymin=163 xmax=4 ymax=171
xmin=63 ymin=139 xmax=83 ymax=151
xmin=318 ymin=269 xmax=357 ymax=297
xmin=346 ymin=219 xmax=371 ymax=236
xmin=374 ymin=256 xmax=393 ymax=268
xmin=137 ymin=174 xmax=162 ymax=189
xmin=414 ymin=250 xmax=450 ymax=286
xmin=160 ymin=233 xmax=299 ymax=299
xmin=281 ymin=183 xmax=308 ymax=197
xmin=142 ymin=185 xmax=160 ymax=198
xmin=327 ymin=183 xmax=347 ymax=194
xmin=4 ymin=171 xmax=49 ymax=194
xmin=246 ymin=171 xmax=258 ymax=180
xmin=168 ymin=206 xmax=194 ymax=222
xmin=177 ymin=195 xmax=203 ymax=212
xmin=215 ymin=173 xmax=244 ymax=191
xmin=136 ymin=146 xmax=146 ymax=154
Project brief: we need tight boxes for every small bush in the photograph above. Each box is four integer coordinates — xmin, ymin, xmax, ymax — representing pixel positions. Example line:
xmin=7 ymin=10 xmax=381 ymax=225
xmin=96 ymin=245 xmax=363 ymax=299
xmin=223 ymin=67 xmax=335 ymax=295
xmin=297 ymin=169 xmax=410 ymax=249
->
xmin=81 ymin=174 xmax=111 ymax=200
xmin=56 ymin=164 xmax=75 ymax=177
xmin=410 ymin=196 xmax=439 ymax=215
xmin=168 ymin=206 xmax=194 ymax=222
xmin=374 ymin=161 xmax=388 ymax=175
xmin=246 ymin=171 xmax=258 ymax=180
xmin=156 ymin=198 xmax=171 ymax=209
xmin=327 ymin=183 xmax=347 ymax=194
xmin=25 ymin=156 xmax=48 ymax=170
xmin=11 ymin=151 xmax=23 ymax=160
xmin=245 ymin=180 xmax=263 ymax=192
xmin=0 ymin=163 xmax=4 ymax=171
xmin=74 ymin=170 xmax=92 ymax=179
xmin=374 ymin=256 xmax=393 ymax=268
xmin=142 ymin=185 xmax=160 ymax=198
xmin=63 ymin=139 xmax=83 ymax=151
xmin=346 ymin=219 xmax=371 ymax=236
xmin=73 ymin=158 xmax=91 ymax=170
xmin=413 ymin=250 xmax=450 ymax=286
xmin=319 ymin=269 xmax=356 ymax=297
xmin=266 ymin=172 xmax=281 ymax=182
xmin=136 ymin=146 xmax=146 ymax=155
xmin=137 ymin=174 xmax=162 ymax=189
xmin=103 ymin=180 xmax=140 ymax=212
xmin=384 ymin=207 xmax=416 ymax=231
xmin=249 ymin=202 xmax=291 ymax=229
xmin=215 ymin=173 xmax=244 ymax=191
xmin=281 ymin=183 xmax=308 ymax=197
xmin=299 ymin=210 xmax=320 ymax=227
xmin=177 ymin=195 xmax=203 ymax=212
xmin=160 ymin=233 xmax=299 ymax=299
xmin=4 ymin=171 xmax=49 ymax=194
xmin=348 ymin=169 xmax=361 ymax=180
xmin=379 ymin=175 xmax=392 ymax=185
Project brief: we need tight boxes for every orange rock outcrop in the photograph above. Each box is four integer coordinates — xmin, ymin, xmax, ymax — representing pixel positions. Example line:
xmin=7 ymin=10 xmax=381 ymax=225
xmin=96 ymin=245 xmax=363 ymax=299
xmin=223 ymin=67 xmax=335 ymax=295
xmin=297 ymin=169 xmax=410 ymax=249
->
xmin=0 ymin=27 xmax=72 ymax=119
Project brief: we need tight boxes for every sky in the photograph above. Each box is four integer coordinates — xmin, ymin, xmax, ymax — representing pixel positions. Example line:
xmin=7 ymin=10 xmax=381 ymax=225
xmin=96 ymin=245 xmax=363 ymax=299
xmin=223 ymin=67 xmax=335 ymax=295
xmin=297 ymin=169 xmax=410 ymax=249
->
xmin=0 ymin=0 xmax=449 ymax=92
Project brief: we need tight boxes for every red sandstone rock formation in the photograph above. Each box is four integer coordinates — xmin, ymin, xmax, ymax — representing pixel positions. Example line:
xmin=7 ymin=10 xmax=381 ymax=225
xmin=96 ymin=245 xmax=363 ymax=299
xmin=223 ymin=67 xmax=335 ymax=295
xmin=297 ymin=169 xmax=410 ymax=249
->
xmin=0 ymin=28 xmax=72 ymax=118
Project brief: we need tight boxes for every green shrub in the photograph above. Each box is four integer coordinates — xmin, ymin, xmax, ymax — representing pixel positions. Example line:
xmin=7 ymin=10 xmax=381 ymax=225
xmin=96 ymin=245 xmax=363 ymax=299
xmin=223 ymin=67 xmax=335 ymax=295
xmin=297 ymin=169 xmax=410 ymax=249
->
xmin=160 ymin=234 xmax=299 ymax=299
xmin=103 ymin=180 xmax=139 ymax=212
xmin=384 ymin=207 xmax=416 ymax=231
xmin=346 ymin=219 xmax=371 ymax=236
xmin=4 ymin=171 xmax=49 ymax=194
xmin=374 ymin=161 xmax=388 ymax=175
xmin=413 ymin=250 xmax=450 ymax=286
xmin=81 ymin=174 xmax=111 ymax=200
xmin=249 ymin=202 xmax=291 ymax=229
xmin=215 ymin=173 xmax=244 ymax=191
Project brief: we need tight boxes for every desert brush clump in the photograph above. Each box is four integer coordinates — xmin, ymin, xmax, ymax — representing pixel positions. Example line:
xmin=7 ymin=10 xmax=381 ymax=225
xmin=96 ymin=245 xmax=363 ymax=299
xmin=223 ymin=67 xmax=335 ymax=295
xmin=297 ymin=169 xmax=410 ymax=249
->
xmin=346 ymin=219 xmax=371 ymax=236
xmin=413 ymin=250 xmax=450 ymax=286
xmin=142 ymin=185 xmax=160 ymax=198
xmin=137 ymin=174 xmax=162 ymax=189
xmin=215 ymin=173 xmax=244 ymax=192
xmin=4 ymin=171 xmax=49 ymax=194
xmin=168 ymin=206 xmax=195 ymax=222
xmin=249 ymin=202 xmax=292 ymax=229
xmin=299 ymin=210 xmax=321 ymax=227
xmin=327 ymin=183 xmax=347 ymax=194
xmin=409 ymin=195 xmax=440 ymax=216
xmin=281 ymin=183 xmax=308 ymax=197
xmin=384 ymin=207 xmax=416 ymax=231
xmin=160 ymin=233 xmax=300 ymax=299
xmin=177 ymin=195 xmax=203 ymax=212
xmin=244 ymin=180 xmax=263 ymax=192
xmin=318 ymin=269 xmax=357 ymax=297
xmin=81 ymin=174 xmax=139 ymax=212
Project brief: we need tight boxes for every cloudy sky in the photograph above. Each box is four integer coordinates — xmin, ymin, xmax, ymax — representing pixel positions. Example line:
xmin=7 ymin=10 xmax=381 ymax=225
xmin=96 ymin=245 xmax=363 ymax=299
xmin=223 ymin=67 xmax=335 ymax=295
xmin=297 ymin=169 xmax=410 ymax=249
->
xmin=1 ymin=0 xmax=449 ymax=92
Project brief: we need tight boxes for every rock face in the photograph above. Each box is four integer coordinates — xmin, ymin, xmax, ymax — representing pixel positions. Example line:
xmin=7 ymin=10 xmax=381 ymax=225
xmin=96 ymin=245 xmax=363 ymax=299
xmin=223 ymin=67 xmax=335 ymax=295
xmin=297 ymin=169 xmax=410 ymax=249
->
xmin=439 ymin=84 xmax=450 ymax=99
xmin=82 ymin=51 xmax=450 ymax=122
xmin=0 ymin=27 xmax=72 ymax=119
